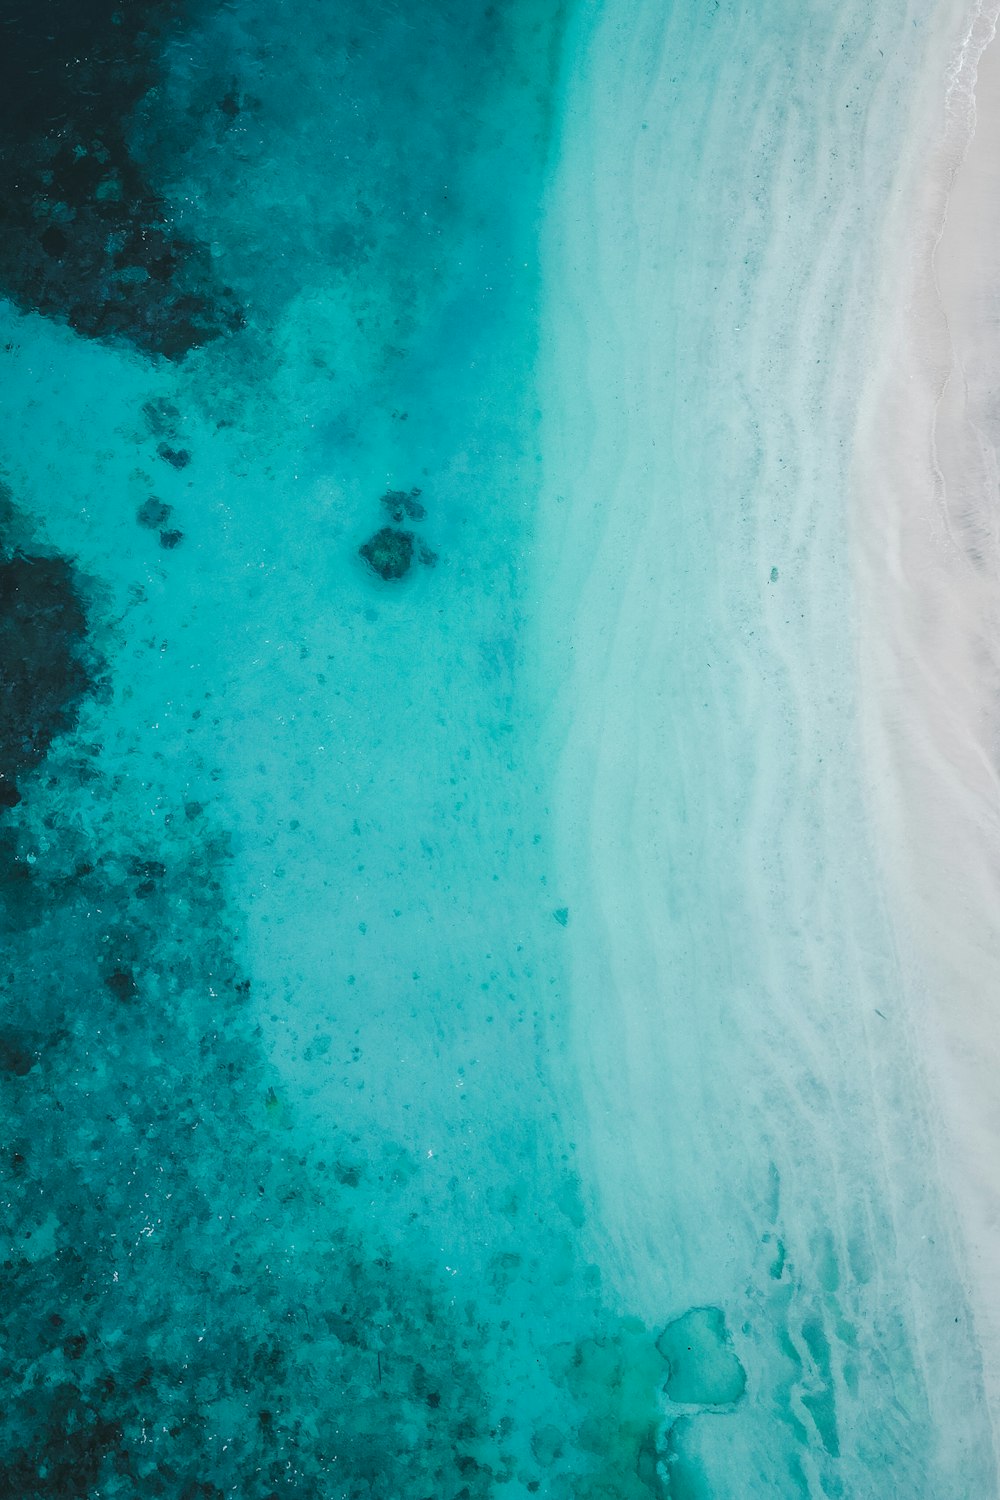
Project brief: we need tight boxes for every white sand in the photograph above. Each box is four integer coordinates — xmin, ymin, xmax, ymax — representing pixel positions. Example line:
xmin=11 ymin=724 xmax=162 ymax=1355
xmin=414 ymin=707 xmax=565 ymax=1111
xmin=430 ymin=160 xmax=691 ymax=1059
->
xmin=855 ymin=0 xmax=1000 ymax=1428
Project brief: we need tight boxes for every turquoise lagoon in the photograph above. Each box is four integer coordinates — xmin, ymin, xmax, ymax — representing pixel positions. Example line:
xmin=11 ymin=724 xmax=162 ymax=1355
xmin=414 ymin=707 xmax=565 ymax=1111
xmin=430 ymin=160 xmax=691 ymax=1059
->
xmin=0 ymin=0 xmax=996 ymax=1495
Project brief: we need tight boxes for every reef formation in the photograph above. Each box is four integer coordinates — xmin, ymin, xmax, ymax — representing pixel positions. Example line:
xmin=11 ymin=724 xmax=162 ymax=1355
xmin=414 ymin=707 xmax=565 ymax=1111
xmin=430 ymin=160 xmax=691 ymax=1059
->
xmin=0 ymin=0 xmax=243 ymax=358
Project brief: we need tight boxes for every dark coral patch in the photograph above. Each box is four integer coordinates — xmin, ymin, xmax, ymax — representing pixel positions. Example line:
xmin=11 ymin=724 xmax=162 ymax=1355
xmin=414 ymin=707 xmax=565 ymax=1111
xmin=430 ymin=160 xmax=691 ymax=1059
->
xmin=137 ymin=496 xmax=172 ymax=530
xmin=157 ymin=443 xmax=191 ymax=470
xmin=0 ymin=0 xmax=243 ymax=359
xmin=360 ymin=526 xmax=414 ymax=580
xmin=380 ymin=487 xmax=426 ymax=522
xmin=0 ymin=542 xmax=94 ymax=795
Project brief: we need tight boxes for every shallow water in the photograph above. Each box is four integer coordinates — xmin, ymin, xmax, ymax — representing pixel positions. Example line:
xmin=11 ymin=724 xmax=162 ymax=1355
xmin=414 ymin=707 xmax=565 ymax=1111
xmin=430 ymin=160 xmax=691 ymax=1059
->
xmin=0 ymin=0 xmax=997 ymax=1496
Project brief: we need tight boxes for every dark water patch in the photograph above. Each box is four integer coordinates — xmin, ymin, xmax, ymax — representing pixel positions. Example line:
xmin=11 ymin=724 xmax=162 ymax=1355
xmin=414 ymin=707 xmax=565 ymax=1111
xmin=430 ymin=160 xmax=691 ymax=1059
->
xmin=0 ymin=0 xmax=243 ymax=358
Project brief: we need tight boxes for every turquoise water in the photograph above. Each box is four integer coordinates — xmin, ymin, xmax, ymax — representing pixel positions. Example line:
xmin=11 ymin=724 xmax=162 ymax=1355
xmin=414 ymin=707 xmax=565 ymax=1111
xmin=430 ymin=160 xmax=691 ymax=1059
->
xmin=0 ymin=0 xmax=997 ymax=1495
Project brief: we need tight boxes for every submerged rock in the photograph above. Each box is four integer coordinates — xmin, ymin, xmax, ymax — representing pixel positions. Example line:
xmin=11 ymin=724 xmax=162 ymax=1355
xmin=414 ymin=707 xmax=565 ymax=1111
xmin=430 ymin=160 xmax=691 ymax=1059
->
xmin=656 ymin=1306 xmax=746 ymax=1406
xmin=359 ymin=526 xmax=414 ymax=580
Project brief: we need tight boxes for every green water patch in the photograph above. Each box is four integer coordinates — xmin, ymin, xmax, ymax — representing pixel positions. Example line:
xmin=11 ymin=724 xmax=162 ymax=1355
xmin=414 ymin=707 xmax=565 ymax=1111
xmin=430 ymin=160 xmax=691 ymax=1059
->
xmin=544 ymin=1318 xmax=670 ymax=1498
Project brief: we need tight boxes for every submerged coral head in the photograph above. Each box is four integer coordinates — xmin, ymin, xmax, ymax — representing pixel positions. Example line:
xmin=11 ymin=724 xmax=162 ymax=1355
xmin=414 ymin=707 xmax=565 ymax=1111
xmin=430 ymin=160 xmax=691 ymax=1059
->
xmin=360 ymin=526 xmax=414 ymax=581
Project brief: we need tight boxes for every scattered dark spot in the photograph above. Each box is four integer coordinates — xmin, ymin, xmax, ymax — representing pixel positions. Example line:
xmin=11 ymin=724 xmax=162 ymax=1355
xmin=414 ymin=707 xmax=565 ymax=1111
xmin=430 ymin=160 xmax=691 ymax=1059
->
xmin=63 ymin=1333 xmax=87 ymax=1360
xmin=156 ymin=444 xmax=190 ymax=470
xmin=159 ymin=529 xmax=184 ymax=551
xmin=359 ymin=527 xmax=414 ymax=581
xmin=104 ymin=969 xmax=137 ymax=1003
xmin=184 ymin=801 xmax=203 ymax=820
xmin=379 ymin=488 xmax=425 ymax=522
xmin=142 ymin=399 xmax=181 ymax=438
xmin=137 ymin=497 xmax=172 ymax=530
xmin=219 ymin=85 xmax=241 ymax=118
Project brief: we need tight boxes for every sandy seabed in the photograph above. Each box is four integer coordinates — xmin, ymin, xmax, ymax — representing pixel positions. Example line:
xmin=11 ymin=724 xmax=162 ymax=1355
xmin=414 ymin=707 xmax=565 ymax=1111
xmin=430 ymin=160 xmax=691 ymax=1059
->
xmin=537 ymin=0 xmax=1000 ymax=1487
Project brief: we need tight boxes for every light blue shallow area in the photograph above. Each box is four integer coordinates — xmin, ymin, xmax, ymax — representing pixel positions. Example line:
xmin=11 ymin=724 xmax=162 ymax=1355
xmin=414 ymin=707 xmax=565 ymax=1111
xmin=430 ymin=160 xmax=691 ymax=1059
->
xmin=0 ymin=0 xmax=997 ymax=1495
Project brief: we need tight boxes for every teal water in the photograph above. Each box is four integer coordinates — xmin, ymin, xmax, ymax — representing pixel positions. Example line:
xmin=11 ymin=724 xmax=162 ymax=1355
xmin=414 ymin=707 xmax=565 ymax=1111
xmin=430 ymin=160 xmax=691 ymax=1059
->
xmin=0 ymin=0 xmax=997 ymax=1496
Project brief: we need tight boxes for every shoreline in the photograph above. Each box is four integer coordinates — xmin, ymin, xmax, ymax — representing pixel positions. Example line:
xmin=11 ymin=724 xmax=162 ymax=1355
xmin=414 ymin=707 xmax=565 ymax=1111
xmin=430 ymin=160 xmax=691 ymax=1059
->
xmin=854 ymin=0 xmax=1000 ymax=1446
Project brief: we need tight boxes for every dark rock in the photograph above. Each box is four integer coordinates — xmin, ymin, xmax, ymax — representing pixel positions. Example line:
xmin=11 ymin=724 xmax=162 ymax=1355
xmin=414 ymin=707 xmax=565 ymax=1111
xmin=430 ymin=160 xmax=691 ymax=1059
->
xmin=418 ymin=544 xmax=438 ymax=568
xmin=159 ymin=529 xmax=184 ymax=550
xmin=137 ymin=497 xmax=172 ymax=530
xmin=156 ymin=444 xmax=191 ymax=470
xmin=359 ymin=527 xmax=414 ymax=581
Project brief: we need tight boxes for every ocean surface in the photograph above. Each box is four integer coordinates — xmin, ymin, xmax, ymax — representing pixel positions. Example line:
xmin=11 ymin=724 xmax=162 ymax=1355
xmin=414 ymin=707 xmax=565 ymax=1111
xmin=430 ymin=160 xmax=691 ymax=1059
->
xmin=0 ymin=0 xmax=997 ymax=1496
